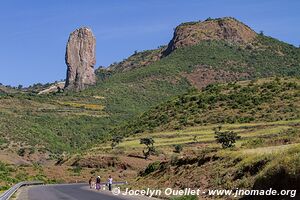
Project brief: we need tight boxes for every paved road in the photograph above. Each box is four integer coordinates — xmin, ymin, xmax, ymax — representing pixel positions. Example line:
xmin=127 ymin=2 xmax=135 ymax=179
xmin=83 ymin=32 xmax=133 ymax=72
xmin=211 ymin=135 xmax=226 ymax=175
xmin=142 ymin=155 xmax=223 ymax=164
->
xmin=18 ymin=183 xmax=153 ymax=200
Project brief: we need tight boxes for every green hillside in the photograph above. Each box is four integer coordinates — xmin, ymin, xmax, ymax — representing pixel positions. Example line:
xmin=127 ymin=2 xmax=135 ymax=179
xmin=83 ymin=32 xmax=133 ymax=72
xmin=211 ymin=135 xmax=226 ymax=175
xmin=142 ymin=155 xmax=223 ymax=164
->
xmin=1 ymin=19 xmax=300 ymax=156
xmin=114 ymin=78 xmax=300 ymax=136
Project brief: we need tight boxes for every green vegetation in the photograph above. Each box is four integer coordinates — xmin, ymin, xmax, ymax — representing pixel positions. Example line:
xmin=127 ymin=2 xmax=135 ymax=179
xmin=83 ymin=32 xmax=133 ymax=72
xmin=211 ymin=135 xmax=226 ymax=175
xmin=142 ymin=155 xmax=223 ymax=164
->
xmin=107 ymin=47 xmax=164 ymax=72
xmin=115 ymin=78 xmax=300 ymax=136
xmin=97 ymin=119 xmax=300 ymax=153
xmin=140 ymin=137 xmax=156 ymax=159
xmin=17 ymin=148 xmax=26 ymax=157
xmin=68 ymin=166 xmax=82 ymax=176
xmin=111 ymin=135 xmax=124 ymax=149
xmin=208 ymin=144 xmax=300 ymax=191
xmin=1 ymin=31 xmax=300 ymax=156
xmin=0 ymin=162 xmax=52 ymax=191
xmin=140 ymin=161 xmax=160 ymax=176
xmin=1 ymin=19 xmax=300 ymax=198
xmin=174 ymin=144 xmax=183 ymax=153
xmin=137 ymin=140 xmax=300 ymax=197
xmin=214 ymin=126 xmax=240 ymax=148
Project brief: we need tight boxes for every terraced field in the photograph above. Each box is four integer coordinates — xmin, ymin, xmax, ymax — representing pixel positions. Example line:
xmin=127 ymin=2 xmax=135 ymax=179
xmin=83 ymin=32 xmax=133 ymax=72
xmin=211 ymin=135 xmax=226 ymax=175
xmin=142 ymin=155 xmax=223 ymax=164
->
xmin=96 ymin=118 xmax=300 ymax=151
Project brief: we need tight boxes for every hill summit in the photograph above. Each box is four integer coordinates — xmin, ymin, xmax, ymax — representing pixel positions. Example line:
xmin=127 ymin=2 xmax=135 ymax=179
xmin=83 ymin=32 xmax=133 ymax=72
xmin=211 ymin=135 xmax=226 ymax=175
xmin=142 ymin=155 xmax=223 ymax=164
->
xmin=108 ymin=17 xmax=258 ymax=72
xmin=163 ymin=17 xmax=257 ymax=56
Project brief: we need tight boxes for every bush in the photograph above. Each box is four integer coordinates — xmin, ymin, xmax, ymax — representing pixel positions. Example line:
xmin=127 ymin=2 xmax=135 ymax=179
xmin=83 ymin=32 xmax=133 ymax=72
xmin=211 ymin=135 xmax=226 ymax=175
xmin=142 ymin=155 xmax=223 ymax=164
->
xmin=170 ymin=154 xmax=179 ymax=166
xmin=214 ymin=126 xmax=240 ymax=148
xmin=17 ymin=148 xmax=26 ymax=157
xmin=140 ymin=137 xmax=156 ymax=159
xmin=174 ymin=144 xmax=183 ymax=153
xmin=111 ymin=135 xmax=124 ymax=149
xmin=142 ymin=161 xmax=160 ymax=176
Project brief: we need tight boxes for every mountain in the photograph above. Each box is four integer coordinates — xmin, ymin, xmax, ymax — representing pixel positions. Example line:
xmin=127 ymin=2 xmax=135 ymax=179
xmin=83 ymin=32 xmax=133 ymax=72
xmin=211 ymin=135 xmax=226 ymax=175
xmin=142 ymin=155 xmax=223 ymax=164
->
xmin=106 ymin=17 xmax=300 ymax=88
xmin=162 ymin=17 xmax=256 ymax=56
xmin=1 ymin=17 xmax=300 ymax=157
xmin=108 ymin=17 xmax=258 ymax=72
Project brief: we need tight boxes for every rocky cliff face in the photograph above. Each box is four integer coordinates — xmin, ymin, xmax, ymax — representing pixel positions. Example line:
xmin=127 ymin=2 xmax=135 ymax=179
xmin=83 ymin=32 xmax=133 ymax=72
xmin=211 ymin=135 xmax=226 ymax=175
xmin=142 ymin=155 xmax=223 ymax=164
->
xmin=64 ymin=27 xmax=96 ymax=91
xmin=163 ymin=17 xmax=257 ymax=56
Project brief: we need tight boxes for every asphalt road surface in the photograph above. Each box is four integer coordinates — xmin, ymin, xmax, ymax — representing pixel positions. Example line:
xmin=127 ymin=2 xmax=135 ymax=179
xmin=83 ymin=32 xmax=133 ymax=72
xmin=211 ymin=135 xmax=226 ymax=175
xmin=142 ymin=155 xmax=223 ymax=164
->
xmin=18 ymin=183 xmax=153 ymax=200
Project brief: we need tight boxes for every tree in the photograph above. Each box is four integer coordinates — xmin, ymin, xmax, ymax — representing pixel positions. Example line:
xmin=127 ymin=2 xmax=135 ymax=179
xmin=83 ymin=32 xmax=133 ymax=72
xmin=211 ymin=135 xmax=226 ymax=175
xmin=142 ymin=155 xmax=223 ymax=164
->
xmin=193 ymin=136 xmax=198 ymax=143
xmin=17 ymin=85 xmax=23 ymax=90
xmin=140 ymin=137 xmax=156 ymax=159
xmin=111 ymin=135 xmax=124 ymax=149
xmin=214 ymin=126 xmax=240 ymax=148
xmin=174 ymin=144 xmax=183 ymax=153
xmin=17 ymin=148 xmax=26 ymax=157
xmin=259 ymin=31 xmax=264 ymax=36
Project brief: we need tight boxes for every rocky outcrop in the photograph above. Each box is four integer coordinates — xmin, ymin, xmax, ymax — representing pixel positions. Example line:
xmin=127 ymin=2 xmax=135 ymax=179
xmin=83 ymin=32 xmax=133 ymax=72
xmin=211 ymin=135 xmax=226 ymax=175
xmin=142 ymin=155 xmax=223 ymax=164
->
xmin=38 ymin=81 xmax=65 ymax=95
xmin=64 ymin=27 xmax=96 ymax=91
xmin=163 ymin=17 xmax=257 ymax=56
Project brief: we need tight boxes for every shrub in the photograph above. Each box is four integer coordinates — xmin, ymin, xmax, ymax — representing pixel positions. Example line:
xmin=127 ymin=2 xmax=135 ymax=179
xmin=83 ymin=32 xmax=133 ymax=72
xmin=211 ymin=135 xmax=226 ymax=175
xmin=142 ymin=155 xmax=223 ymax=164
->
xmin=142 ymin=161 xmax=160 ymax=176
xmin=111 ymin=135 xmax=124 ymax=149
xmin=170 ymin=154 xmax=179 ymax=166
xmin=17 ymin=148 xmax=26 ymax=157
xmin=174 ymin=144 xmax=183 ymax=153
xmin=140 ymin=137 xmax=156 ymax=159
xmin=214 ymin=126 xmax=241 ymax=148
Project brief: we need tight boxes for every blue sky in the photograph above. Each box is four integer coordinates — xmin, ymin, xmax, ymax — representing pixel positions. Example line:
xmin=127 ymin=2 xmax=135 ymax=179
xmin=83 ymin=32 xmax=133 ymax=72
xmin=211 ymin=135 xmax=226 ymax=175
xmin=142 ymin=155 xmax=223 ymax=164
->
xmin=0 ymin=0 xmax=299 ymax=86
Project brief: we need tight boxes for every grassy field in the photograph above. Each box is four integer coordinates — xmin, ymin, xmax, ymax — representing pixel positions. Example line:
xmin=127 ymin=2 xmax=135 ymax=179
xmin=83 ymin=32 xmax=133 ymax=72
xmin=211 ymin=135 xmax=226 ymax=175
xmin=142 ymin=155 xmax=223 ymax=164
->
xmin=96 ymin=118 xmax=300 ymax=151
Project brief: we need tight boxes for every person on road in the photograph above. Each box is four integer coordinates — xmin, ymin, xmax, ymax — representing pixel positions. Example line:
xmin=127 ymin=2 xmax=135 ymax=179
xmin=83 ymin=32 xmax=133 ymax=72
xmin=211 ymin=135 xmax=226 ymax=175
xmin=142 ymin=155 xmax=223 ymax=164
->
xmin=96 ymin=176 xmax=101 ymax=190
xmin=107 ymin=175 xmax=113 ymax=191
xmin=89 ymin=177 xmax=93 ymax=189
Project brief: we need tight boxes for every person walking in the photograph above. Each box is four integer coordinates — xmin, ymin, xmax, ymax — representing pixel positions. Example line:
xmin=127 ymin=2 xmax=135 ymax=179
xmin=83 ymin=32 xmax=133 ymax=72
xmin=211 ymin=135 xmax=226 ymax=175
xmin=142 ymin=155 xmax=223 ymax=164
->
xmin=96 ymin=176 xmax=101 ymax=190
xmin=89 ymin=177 xmax=93 ymax=189
xmin=107 ymin=175 xmax=113 ymax=191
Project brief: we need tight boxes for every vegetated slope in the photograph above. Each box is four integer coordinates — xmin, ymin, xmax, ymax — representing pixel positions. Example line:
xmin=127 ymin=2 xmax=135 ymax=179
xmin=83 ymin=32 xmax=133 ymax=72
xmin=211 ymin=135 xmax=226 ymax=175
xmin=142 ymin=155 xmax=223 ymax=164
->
xmin=114 ymin=78 xmax=300 ymax=136
xmin=108 ymin=17 xmax=300 ymax=80
xmin=136 ymin=143 xmax=300 ymax=199
xmin=107 ymin=47 xmax=165 ymax=72
xmin=107 ymin=36 xmax=300 ymax=83
xmin=1 ymin=17 xmax=300 ymax=157
xmin=0 ymin=93 xmax=110 ymax=154
xmin=0 ymin=85 xmax=19 ymax=94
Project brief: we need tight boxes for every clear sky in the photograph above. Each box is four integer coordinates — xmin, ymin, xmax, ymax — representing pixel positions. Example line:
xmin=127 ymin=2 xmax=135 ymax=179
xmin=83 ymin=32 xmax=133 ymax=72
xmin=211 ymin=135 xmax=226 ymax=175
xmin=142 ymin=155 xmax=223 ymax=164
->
xmin=0 ymin=0 xmax=299 ymax=86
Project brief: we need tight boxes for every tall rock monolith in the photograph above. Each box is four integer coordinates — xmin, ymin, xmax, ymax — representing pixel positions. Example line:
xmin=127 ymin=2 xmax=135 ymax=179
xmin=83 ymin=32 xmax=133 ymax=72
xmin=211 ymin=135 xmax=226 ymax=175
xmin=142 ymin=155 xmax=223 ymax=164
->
xmin=65 ymin=27 xmax=96 ymax=91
